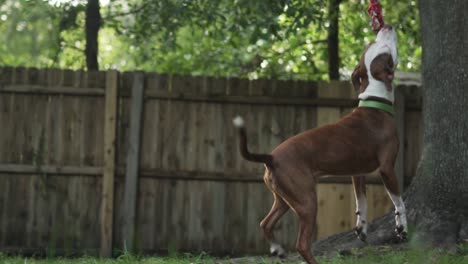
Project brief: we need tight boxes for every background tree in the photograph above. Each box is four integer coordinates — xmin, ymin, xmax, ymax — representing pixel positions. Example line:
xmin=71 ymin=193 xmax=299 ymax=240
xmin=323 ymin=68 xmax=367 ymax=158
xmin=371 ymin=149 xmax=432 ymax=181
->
xmin=0 ymin=0 xmax=61 ymax=66
xmin=327 ymin=0 xmax=341 ymax=80
xmin=314 ymin=0 xmax=468 ymax=254
xmin=85 ymin=0 xmax=101 ymax=70
xmin=113 ymin=0 xmax=420 ymax=80
xmin=0 ymin=0 xmax=421 ymax=81
xmin=404 ymin=0 xmax=468 ymax=246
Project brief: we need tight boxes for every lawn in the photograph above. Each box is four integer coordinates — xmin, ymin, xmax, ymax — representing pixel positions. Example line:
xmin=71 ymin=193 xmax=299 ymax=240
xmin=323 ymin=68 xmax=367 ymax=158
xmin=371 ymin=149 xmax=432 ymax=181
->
xmin=1 ymin=247 xmax=467 ymax=264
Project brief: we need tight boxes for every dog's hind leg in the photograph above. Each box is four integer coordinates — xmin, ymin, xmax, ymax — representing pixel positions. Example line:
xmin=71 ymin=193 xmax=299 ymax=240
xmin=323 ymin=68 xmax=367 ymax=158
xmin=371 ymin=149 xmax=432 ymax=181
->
xmin=260 ymin=193 xmax=289 ymax=258
xmin=293 ymin=192 xmax=318 ymax=264
xmin=352 ymin=176 xmax=368 ymax=241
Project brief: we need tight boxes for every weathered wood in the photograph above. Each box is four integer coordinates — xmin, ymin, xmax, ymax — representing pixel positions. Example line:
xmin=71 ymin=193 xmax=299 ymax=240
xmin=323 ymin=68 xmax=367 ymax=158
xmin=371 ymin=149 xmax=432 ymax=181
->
xmin=0 ymin=164 xmax=101 ymax=175
xmin=0 ymin=67 xmax=424 ymax=255
xmin=134 ymin=168 xmax=385 ymax=184
xmin=395 ymin=90 xmax=405 ymax=192
xmin=317 ymin=80 xmax=356 ymax=99
xmin=0 ymin=174 xmax=102 ymax=253
xmin=0 ymin=164 xmax=385 ymax=185
xmin=100 ymin=70 xmax=118 ymax=257
xmin=317 ymin=184 xmax=353 ymax=239
xmin=122 ymin=73 xmax=145 ymax=251
xmin=143 ymin=91 xmax=359 ymax=107
xmin=366 ymin=185 xmax=393 ymax=219
xmin=0 ymin=85 xmax=105 ymax=96
xmin=0 ymin=84 xmax=421 ymax=110
xmin=316 ymin=106 xmax=341 ymax=126
xmin=404 ymin=111 xmax=423 ymax=186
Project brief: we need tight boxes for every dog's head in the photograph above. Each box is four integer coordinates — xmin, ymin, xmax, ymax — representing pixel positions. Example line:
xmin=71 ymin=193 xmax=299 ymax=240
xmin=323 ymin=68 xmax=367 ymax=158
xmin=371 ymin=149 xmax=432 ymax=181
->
xmin=352 ymin=25 xmax=398 ymax=94
xmin=376 ymin=24 xmax=398 ymax=45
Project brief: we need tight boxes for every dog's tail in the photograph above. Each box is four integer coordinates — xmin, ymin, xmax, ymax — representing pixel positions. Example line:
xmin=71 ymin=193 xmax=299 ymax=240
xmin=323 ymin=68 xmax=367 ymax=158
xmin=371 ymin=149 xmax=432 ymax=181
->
xmin=232 ymin=116 xmax=273 ymax=167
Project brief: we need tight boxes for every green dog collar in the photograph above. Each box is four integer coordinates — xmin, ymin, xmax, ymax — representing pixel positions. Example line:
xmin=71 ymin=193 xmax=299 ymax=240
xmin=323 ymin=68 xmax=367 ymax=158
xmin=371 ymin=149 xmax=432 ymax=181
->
xmin=358 ymin=100 xmax=395 ymax=116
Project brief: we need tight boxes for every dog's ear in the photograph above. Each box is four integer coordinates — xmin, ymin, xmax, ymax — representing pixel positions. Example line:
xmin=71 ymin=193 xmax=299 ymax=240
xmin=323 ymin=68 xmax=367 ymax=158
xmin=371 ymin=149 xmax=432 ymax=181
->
xmin=352 ymin=43 xmax=374 ymax=93
xmin=370 ymin=53 xmax=395 ymax=91
xmin=351 ymin=62 xmax=368 ymax=93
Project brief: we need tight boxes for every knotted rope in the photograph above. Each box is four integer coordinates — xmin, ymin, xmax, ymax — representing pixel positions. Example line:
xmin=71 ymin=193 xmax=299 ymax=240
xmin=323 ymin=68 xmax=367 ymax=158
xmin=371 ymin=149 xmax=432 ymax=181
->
xmin=367 ymin=0 xmax=385 ymax=33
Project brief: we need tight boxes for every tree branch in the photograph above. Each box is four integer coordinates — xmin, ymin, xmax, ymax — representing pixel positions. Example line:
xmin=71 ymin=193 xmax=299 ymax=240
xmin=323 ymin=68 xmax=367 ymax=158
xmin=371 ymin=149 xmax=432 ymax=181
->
xmin=62 ymin=43 xmax=85 ymax=53
xmin=103 ymin=3 xmax=149 ymax=20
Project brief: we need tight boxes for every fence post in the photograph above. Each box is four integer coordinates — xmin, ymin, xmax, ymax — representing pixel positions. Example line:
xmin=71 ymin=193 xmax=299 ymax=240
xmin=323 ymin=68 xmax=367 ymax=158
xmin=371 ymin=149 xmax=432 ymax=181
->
xmin=122 ymin=72 xmax=145 ymax=252
xmin=100 ymin=70 xmax=118 ymax=257
xmin=395 ymin=89 xmax=405 ymax=192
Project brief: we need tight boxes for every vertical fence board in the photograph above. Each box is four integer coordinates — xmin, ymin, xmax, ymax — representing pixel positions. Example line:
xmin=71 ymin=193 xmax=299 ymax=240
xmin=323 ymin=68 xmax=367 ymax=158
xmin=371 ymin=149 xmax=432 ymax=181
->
xmin=0 ymin=95 xmax=5 ymax=161
xmin=100 ymin=70 xmax=118 ymax=257
xmin=224 ymin=182 xmax=248 ymax=254
xmin=140 ymin=99 xmax=159 ymax=169
xmin=122 ymin=73 xmax=145 ymax=251
xmin=81 ymin=97 xmax=98 ymax=166
xmin=404 ymin=111 xmax=423 ymax=185
xmin=186 ymin=102 xmax=199 ymax=171
xmin=317 ymin=184 xmax=354 ymax=239
xmin=48 ymin=96 xmax=62 ymax=165
xmin=395 ymin=90 xmax=405 ymax=192
xmin=136 ymin=178 xmax=157 ymax=250
xmin=367 ymin=185 xmax=393 ymax=220
xmin=177 ymin=101 xmax=189 ymax=170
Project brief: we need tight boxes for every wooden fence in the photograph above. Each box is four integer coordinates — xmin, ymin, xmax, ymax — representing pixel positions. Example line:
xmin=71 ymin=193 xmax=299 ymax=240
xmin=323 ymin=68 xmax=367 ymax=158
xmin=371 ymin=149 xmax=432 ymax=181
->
xmin=0 ymin=67 xmax=423 ymax=256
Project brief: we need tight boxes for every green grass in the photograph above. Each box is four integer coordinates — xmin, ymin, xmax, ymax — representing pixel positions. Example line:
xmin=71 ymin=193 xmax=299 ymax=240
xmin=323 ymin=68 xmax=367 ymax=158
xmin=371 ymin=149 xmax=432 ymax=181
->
xmin=0 ymin=251 xmax=218 ymax=264
xmin=317 ymin=246 xmax=468 ymax=264
xmin=1 ymin=247 xmax=467 ymax=264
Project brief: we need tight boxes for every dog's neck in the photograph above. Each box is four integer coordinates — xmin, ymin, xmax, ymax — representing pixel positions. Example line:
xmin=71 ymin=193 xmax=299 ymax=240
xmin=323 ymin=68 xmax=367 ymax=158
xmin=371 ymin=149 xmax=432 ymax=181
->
xmin=358 ymin=97 xmax=395 ymax=115
xmin=362 ymin=96 xmax=392 ymax=105
xmin=358 ymin=78 xmax=394 ymax=103
xmin=359 ymin=40 xmax=398 ymax=104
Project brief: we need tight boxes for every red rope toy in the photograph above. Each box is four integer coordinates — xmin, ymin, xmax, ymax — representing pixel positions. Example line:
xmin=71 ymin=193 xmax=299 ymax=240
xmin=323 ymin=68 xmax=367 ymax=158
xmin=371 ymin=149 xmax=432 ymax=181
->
xmin=367 ymin=0 xmax=384 ymax=33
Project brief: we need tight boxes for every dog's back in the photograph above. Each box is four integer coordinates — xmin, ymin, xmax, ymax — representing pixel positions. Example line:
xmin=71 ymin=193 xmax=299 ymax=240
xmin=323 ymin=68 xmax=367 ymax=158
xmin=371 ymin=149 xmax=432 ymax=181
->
xmin=269 ymin=107 xmax=397 ymax=177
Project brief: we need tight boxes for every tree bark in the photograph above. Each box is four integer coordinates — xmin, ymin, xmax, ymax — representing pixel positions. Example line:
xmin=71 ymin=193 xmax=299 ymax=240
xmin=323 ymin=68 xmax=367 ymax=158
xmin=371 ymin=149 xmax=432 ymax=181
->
xmin=404 ymin=0 xmax=468 ymax=246
xmin=327 ymin=0 xmax=341 ymax=80
xmin=314 ymin=0 xmax=468 ymax=255
xmin=85 ymin=0 xmax=101 ymax=70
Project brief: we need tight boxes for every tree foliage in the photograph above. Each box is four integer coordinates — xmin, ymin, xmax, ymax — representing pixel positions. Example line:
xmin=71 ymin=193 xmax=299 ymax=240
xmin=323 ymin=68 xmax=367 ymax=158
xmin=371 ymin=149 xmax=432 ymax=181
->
xmin=313 ymin=0 xmax=468 ymax=254
xmin=0 ymin=0 xmax=421 ymax=81
xmin=0 ymin=0 xmax=61 ymax=66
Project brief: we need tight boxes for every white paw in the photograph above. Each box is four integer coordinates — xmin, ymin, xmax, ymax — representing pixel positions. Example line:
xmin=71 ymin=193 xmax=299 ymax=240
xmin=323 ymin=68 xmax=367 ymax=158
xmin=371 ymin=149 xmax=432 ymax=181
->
xmin=232 ymin=115 xmax=244 ymax=128
xmin=355 ymin=216 xmax=368 ymax=241
xmin=355 ymin=224 xmax=368 ymax=241
xmin=270 ymin=243 xmax=287 ymax=258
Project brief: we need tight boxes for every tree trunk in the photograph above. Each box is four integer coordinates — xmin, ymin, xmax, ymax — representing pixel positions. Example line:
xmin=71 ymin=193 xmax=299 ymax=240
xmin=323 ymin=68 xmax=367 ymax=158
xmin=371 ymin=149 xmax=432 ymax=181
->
xmin=327 ymin=0 xmax=341 ymax=80
xmin=314 ymin=0 xmax=468 ymax=255
xmin=85 ymin=0 xmax=101 ymax=70
xmin=404 ymin=0 xmax=468 ymax=246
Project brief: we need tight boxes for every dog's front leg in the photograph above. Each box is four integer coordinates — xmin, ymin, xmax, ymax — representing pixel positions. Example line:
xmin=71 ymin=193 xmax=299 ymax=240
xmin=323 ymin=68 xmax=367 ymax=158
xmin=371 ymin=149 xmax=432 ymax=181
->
xmin=387 ymin=190 xmax=407 ymax=239
xmin=352 ymin=176 xmax=368 ymax=241
xmin=379 ymin=162 xmax=408 ymax=240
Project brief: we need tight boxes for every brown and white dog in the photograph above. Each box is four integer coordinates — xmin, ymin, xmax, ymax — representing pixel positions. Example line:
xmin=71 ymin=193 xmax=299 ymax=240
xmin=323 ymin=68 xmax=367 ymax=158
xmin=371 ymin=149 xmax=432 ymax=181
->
xmin=232 ymin=25 xmax=406 ymax=264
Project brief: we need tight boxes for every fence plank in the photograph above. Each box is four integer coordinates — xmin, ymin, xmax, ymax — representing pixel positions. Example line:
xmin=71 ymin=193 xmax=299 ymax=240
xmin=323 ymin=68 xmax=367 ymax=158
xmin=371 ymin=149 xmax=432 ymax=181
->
xmin=395 ymin=90 xmax=405 ymax=192
xmin=0 ymin=163 xmax=101 ymax=175
xmin=0 ymin=85 xmax=105 ymax=96
xmin=100 ymin=70 xmax=118 ymax=257
xmin=404 ymin=111 xmax=423 ymax=185
xmin=317 ymin=184 xmax=354 ymax=239
xmin=143 ymin=92 xmax=359 ymax=107
xmin=122 ymin=73 xmax=145 ymax=251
